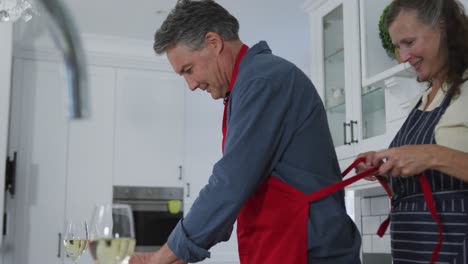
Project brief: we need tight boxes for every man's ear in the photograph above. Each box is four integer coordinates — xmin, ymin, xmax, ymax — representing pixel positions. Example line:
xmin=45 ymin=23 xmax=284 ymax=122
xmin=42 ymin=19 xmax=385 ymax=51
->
xmin=204 ymin=32 xmax=224 ymax=54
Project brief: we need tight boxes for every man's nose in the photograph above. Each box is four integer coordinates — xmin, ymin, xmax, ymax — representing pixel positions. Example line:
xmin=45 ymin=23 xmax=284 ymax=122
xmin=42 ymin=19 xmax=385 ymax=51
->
xmin=184 ymin=76 xmax=199 ymax=91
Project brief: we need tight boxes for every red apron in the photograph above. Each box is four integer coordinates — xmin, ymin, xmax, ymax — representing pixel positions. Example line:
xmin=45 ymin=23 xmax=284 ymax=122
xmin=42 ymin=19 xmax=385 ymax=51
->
xmin=222 ymin=45 xmax=381 ymax=263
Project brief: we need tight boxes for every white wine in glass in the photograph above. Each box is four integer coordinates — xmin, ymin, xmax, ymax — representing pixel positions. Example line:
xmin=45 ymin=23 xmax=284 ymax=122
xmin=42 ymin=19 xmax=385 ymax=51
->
xmin=63 ymin=220 xmax=88 ymax=263
xmin=89 ymin=204 xmax=136 ymax=264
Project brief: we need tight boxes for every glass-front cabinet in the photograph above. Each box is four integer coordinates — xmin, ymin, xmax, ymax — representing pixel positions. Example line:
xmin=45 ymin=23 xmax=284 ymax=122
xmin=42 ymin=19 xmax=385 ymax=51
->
xmin=323 ymin=5 xmax=346 ymax=148
xmin=305 ymin=0 xmax=421 ymax=165
xmin=305 ymin=0 xmax=361 ymax=160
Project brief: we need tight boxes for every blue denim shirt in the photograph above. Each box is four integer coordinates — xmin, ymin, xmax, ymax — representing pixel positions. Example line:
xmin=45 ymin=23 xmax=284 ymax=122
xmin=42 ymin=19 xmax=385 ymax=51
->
xmin=167 ymin=41 xmax=361 ymax=263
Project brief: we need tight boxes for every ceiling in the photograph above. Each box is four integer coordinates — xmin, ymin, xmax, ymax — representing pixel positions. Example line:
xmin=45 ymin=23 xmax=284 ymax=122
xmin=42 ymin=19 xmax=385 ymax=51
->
xmin=17 ymin=0 xmax=311 ymax=73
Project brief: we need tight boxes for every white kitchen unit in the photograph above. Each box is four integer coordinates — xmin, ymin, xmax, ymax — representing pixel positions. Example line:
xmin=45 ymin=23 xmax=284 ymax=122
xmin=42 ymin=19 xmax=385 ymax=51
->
xmin=113 ymin=68 xmax=185 ymax=187
xmin=4 ymin=59 xmax=115 ymax=264
xmin=6 ymin=59 xmax=74 ymax=264
xmin=304 ymin=0 xmax=424 ymax=189
xmin=3 ymin=32 xmax=186 ymax=264
xmin=0 ymin=23 xmax=13 ymax=255
xmin=304 ymin=0 xmax=361 ymax=160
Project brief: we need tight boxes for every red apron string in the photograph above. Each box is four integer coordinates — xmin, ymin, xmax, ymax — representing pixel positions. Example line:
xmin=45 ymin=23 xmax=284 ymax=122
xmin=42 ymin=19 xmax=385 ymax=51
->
xmin=418 ymin=174 xmax=443 ymax=264
xmin=307 ymin=157 xmax=379 ymax=202
xmin=342 ymin=158 xmax=442 ymax=263
xmin=375 ymin=175 xmax=393 ymax=237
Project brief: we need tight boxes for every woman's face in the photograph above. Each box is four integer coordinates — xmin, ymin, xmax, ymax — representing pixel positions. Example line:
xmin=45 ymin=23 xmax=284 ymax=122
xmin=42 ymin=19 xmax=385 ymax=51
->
xmin=389 ymin=10 xmax=447 ymax=82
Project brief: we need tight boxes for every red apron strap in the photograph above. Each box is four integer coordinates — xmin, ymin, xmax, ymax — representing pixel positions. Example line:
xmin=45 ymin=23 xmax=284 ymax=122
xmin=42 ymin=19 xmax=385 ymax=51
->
xmin=222 ymin=44 xmax=249 ymax=153
xmin=375 ymin=173 xmax=442 ymax=264
xmin=418 ymin=174 xmax=443 ymax=264
xmin=306 ymin=157 xmax=380 ymax=202
xmin=342 ymin=159 xmax=393 ymax=238
xmin=376 ymin=175 xmax=392 ymax=237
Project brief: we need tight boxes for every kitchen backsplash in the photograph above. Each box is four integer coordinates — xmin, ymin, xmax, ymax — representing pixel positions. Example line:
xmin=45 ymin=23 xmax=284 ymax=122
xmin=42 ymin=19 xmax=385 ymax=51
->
xmin=360 ymin=195 xmax=391 ymax=254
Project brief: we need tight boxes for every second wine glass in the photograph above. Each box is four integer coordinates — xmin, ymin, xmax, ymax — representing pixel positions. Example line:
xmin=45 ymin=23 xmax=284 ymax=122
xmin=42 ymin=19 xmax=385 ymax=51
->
xmin=88 ymin=204 xmax=136 ymax=264
xmin=63 ymin=219 xmax=88 ymax=263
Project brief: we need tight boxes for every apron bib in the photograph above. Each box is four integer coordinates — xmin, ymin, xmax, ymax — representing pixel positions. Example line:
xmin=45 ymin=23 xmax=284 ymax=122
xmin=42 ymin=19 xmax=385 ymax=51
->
xmin=383 ymin=93 xmax=468 ymax=264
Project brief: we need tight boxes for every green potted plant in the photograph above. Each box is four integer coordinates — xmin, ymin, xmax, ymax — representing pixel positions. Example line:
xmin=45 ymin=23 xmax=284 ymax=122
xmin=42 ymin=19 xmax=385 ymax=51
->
xmin=378 ymin=3 xmax=400 ymax=62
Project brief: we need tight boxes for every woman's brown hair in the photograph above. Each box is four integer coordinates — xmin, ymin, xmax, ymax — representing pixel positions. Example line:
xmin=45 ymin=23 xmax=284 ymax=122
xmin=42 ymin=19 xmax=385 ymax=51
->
xmin=386 ymin=0 xmax=468 ymax=97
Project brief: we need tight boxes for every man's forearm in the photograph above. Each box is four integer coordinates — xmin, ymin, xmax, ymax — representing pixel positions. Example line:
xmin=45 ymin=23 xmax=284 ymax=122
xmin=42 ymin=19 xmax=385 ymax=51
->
xmin=150 ymin=243 xmax=183 ymax=264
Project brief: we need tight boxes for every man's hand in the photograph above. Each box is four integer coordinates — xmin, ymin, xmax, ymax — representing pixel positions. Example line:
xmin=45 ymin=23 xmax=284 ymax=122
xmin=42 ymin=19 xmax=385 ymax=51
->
xmin=129 ymin=244 xmax=187 ymax=264
xmin=130 ymin=252 xmax=154 ymax=264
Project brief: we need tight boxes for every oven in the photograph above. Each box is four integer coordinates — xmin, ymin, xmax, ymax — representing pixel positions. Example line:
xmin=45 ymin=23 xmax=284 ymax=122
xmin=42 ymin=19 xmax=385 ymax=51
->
xmin=113 ymin=186 xmax=184 ymax=252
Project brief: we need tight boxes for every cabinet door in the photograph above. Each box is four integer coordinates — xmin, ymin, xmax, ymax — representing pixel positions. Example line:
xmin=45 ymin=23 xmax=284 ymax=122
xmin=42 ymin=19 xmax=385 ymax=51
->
xmin=65 ymin=66 xmax=116 ymax=264
xmin=0 ymin=23 xmax=13 ymax=251
xmin=310 ymin=0 xmax=361 ymax=159
xmin=114 ymin=69 xmax=184 ymax=187
xmin=319 ymin=1 xmax=351 ymax=155
xmin=357 ymin=0 xmax=393 ymax=146
xmin=7 ymin=59 xmax=68 ymax=264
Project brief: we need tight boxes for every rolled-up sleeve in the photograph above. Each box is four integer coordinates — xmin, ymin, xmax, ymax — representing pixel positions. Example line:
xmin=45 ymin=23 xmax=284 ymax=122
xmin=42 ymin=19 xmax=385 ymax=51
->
xmin=167 ymin=219 xmax=211 ymax=262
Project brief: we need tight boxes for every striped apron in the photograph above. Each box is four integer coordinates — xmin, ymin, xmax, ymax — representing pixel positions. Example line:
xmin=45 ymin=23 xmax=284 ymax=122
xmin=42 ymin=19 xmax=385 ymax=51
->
xmin=388 ymin=93 xmax=468 ymax=263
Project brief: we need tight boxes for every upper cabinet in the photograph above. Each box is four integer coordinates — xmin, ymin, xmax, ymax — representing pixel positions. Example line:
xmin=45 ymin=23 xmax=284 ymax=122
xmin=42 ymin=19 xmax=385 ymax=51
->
xmin=305 ymin=0 xmax=425 ymax=168
xmin=113 ymin=68 xmax=185 ymax=187
xmin=305 ymin=0 xmax=361 ymax=159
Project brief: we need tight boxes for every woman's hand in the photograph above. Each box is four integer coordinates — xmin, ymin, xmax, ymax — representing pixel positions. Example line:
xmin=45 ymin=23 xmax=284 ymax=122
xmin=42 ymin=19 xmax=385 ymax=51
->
xmin=356 ymin=151 xmax=382 ymax=181
xmin=372 ymin=145 xmax=436 ymax=177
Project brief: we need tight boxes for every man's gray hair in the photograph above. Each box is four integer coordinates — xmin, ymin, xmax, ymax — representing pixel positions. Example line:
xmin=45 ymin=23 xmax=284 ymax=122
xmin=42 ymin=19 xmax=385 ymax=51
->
xmin=154 ymin=0 xmax=240 ymax=54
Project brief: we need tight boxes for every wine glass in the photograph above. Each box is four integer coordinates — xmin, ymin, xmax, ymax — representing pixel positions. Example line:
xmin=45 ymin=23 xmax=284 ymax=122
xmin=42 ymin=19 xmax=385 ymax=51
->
xmin=88 ymin=204 xmax=136 ymax=264
xmin=63 ymin=219 xmax=89 ymax=263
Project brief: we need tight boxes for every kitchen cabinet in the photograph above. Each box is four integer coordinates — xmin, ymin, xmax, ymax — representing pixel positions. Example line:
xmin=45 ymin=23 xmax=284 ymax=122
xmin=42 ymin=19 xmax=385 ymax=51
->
xmin=5 ymin=59 xmax=115 ymax=264
xmin=6 ymin=59 xmax=69 ymax=264
xmin=113 ymin=68 xmax=185 ymax=188
xmin=5 ymin=32 xmax=191 ymax=262
xmin=0 ymin=23 xmax=12 ymax=254
xmin=305 ymin=0 xmax=425 ymax=189
xmin=305 ymin=0 xmax=361 ymax=160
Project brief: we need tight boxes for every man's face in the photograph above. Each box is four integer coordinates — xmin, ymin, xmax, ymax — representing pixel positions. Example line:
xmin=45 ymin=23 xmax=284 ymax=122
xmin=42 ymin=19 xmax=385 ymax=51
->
xmin=167 ymin=41 xmax=229 ymax=100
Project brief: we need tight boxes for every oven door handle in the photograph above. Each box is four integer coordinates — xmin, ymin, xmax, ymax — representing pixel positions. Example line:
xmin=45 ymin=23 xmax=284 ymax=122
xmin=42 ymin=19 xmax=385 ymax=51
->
xmin=114 ymin=200 xmax=181 ymax=212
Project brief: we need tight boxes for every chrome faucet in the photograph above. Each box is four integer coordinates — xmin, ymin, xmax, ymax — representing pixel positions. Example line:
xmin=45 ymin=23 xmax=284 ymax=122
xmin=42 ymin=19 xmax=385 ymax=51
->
xmin=38 ymin=0 xmax=89 ymax=119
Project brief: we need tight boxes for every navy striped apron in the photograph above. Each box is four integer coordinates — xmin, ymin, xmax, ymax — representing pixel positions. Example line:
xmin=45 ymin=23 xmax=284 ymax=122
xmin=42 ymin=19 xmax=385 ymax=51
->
xmin=388 ymin=93 xmax=468 ymax=263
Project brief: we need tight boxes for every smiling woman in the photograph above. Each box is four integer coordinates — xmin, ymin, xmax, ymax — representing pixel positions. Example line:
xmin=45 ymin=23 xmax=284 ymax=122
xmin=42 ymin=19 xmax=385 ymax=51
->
xmin=355 ymin=0 xmax=468 ymax=263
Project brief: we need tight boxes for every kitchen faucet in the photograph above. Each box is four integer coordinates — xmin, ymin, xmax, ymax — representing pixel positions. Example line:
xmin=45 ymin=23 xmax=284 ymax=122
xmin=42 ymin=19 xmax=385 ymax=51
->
xmin=38 ymin=0 xmax=89 ymax=119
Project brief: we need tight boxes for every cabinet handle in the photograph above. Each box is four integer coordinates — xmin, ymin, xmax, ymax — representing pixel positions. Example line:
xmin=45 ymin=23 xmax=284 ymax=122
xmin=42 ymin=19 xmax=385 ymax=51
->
xmin=186 ymin=182 xmax=190 ymax=198
xmin=57 ymin=232 xmax=62 ymax=258
xmin=350 ymin=120 xmax=358 ymax=144
xmin=178 ymin=165 xmax=182 ymax=180
xmin=343 ymin=122 xmax=351 ymax=145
